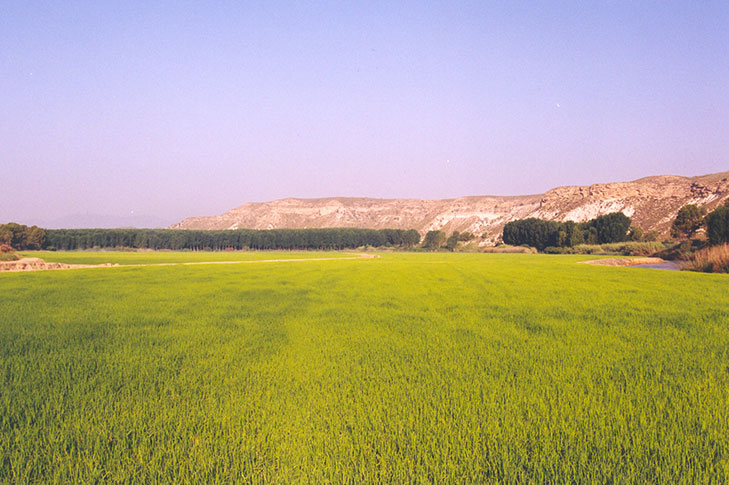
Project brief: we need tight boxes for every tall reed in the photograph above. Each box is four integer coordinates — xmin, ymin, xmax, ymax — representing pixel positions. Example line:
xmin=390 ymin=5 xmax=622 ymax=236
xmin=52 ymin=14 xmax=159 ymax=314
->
xmin=685 ymin=243 xmax=729 ymax=273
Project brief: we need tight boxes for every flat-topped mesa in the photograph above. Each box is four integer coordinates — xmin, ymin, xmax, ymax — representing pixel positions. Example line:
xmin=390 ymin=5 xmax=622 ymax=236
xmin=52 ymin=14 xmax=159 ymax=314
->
xmin=170 ymin=171 xmax=729 ymax=244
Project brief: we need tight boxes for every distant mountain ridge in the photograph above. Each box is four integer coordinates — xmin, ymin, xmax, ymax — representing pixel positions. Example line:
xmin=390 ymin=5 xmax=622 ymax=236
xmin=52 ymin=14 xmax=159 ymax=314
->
xmin=170 ymin=171 xmax=729 ymax=243
xmin=26 ymin=213 xmax=175 ymax=230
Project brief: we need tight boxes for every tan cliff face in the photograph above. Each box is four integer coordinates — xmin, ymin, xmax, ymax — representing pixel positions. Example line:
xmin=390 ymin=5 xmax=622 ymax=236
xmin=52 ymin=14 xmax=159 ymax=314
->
xmin=170 ymin=171 xmax=729 ymax=243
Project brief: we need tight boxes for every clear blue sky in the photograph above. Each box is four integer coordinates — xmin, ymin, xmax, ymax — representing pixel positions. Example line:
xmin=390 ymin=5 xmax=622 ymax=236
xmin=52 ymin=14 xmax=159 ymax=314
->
xmin=2 ymin=1 xmax=728 ymax=226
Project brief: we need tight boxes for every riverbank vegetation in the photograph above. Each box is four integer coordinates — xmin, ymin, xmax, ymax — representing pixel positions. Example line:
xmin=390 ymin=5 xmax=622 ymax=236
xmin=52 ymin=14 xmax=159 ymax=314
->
xmin=502 ymin=212 xmax=632 ymax=251
xmin=684 ymin=244 xmax=729 ymax=273
xmin=498 ymin=202 xmax=729 ymax=273
xmin=0 ymin=244 xmax=19 ymax=261
xmin=543 ymin=240 xmax=668 ymax=256
xmin=669 ymin=202 xmax=729 ymax=273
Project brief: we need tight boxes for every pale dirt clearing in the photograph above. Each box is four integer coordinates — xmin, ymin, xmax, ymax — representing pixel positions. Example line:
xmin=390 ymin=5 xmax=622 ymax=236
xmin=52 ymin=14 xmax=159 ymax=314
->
xmin=0 ymin=258 xmax=118 ymax=272
xmin=579 ymin=257 xmax=668 ymax=267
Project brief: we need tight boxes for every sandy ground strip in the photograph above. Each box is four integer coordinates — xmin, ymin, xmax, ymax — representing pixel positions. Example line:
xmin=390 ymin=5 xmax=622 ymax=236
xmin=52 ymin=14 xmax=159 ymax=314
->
xmin=579 ymin=257 xmax=669 ymax=267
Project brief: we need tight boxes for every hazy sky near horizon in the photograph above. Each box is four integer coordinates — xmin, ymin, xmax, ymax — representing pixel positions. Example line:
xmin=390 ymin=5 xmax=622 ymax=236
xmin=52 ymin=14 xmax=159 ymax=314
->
xmin=2 ymin=1 xmax=728 ymax=226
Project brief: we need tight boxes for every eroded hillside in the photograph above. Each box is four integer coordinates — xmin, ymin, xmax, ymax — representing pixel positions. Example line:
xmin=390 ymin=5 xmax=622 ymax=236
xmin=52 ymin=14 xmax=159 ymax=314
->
xmin=170 ymin=171 xmax=729 ymax=243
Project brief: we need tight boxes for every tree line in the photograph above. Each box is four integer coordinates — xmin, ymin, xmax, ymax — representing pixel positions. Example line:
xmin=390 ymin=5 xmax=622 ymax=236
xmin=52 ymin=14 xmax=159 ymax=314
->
xmin=39 ymin=227 xmax=421 ymax=251
xmin=421 ymin=230 xmax=475 ymax=250
xmin=5 ymin=201 xmax=729 ymax=253
xmin=671 ymin=202 xmax=729 ymax=245
xmin=501 ymin=212 xmax=633 ymax=251
xmin=0 ymin=223 xmax=47 ymax=250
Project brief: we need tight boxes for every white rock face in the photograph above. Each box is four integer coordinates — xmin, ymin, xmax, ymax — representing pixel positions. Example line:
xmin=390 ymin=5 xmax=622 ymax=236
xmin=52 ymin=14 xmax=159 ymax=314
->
xmin=170 ymin=171 xmax=729 ymax=241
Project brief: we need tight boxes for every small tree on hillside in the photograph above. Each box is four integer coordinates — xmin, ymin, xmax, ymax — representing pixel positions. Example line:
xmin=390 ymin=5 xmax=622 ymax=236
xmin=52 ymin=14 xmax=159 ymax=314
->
xmin=423 ymin=230 xmax=446 ymax=250
xmin=628 ymin=226 xmax=644 ymax=242
xmin=705 ymin=203 xmax=729 ymax=245
xmin=588 ymin=212 xmax=632 ymax=244
xmin=671 ymin=204 xmax=705 ymax=239
xmin=446 ymin=232 xmax=460 ymax=251
xmin=402 ymin=229 xmax=421 ymax=248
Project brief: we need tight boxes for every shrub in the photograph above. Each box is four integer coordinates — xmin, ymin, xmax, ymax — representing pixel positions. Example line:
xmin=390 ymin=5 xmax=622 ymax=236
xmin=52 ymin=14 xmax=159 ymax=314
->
xmin=568 ymin=241 xmax=667 ymax=256
xmin=671 ymin=204 xmax=705 ymax=239
xmin=446 ymin=232 xmax=460 ymax=251
xmin=481 ymin=245 xmax=537 ymax=254
xmin=706 ymin=204 xmax=729 ymax=245
xmin=655 ymin=240 xmax=706 ymax=261
xmin=628 ymin=226 xmax=644 ymax=241
xmin=423 ymin=230 xmax=446 ymax=250
xmin=0 ymin=244 xmax=19 ymax=261
xmin=601 ymin=241 xmax=666 ymax=256
xmin=684 ymin=244 xmax=729 ymax=273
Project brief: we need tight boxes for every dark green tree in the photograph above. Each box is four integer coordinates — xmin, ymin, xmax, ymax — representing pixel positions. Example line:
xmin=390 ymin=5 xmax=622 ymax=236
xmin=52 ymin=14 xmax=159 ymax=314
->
xmin=41 ymin=227 xmax=423 ymax=251
xmin=586 ymin=212 xmax=632 ymax=244
xmin=0 ymin=223 xmax=24 ymax=248
xmin=402 ymin=229 xmax=421 ymax=247
xmin=502 ymin=212 xmax=631 ymax=251
xmin=705 ymin=203 xmax=729 ymax=245
xmin=563 ymin=221 xmax=585 ymax=247
xmin=628 ymin=226 xmax=644 ymax=242
xmin=446 ymin=232 xmax=460 ymax=251
xmin=502 ymin=218 xmax=562 ymax=250
xmin=0 ymin=223 xmax=46 ymax=250
xmin=423 ymin=230 xmax=446 ymax=250
xmin=670 ymin=204 xmax=705 ymax=239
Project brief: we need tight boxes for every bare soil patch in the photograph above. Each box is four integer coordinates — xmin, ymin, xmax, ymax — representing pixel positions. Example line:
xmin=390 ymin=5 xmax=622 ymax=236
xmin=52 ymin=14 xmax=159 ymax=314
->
xmin=0 ymin=258 xmax=118 ymax=272
xmin=579 ymin=257 xmax=667 ymax=267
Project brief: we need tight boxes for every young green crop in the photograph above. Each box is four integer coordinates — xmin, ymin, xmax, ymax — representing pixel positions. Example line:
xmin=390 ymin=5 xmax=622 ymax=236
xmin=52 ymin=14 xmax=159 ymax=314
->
xmin=1 ymin=253 xmax=728 ymax=483
xmin=19 ymin=250 xmax=357 ymax=266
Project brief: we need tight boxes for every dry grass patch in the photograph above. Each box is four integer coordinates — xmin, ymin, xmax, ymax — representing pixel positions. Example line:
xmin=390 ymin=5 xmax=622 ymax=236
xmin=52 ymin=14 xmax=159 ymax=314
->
xmin=685 ymin=244 xmax=729 ymax=273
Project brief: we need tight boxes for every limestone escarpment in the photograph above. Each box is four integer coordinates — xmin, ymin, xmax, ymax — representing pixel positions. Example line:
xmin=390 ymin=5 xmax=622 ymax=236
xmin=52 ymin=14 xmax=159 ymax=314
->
xmin=170 ymin=171 xmax=729 ymax=243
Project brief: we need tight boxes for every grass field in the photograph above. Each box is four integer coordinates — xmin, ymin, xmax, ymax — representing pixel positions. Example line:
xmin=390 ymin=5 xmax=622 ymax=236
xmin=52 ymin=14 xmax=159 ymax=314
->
xmin=1 ymin=252 xmax=728 ymax=482
xmin=19 ymin=250 xmax=357 ymax=266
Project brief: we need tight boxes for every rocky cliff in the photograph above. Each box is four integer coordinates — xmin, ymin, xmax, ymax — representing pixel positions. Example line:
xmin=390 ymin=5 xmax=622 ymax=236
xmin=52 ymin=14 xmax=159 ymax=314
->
xmin=170 ymin=171 xmax=729 ymax=243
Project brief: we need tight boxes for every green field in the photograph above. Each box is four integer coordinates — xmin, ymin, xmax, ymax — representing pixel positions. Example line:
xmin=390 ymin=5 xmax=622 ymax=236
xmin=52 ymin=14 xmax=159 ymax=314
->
xmin=1 ymin=252 xmax=728 ymax=483
xmin=20 ymin=250 xmax=357 ymax=266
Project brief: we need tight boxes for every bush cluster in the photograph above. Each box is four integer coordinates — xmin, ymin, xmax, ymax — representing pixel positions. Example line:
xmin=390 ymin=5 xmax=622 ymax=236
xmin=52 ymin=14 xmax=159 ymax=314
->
xmin=543 ymin=241 xmax=667 ymax=256
xmin=502 ymin=213 xmax=632 ymax=251
xmin=0 ymin=223 xmax=46 ymax=250
xmin=706 ymin=204 xmax=729 ymax=245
